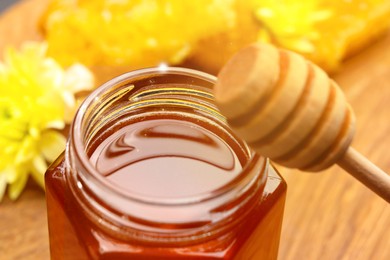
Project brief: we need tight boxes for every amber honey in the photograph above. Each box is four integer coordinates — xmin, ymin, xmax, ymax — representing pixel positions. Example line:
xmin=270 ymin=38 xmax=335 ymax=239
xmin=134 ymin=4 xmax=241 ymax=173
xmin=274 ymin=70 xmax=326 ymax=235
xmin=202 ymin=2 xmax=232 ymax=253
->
xmin=45 ymin=67 xmax=286 ymax=259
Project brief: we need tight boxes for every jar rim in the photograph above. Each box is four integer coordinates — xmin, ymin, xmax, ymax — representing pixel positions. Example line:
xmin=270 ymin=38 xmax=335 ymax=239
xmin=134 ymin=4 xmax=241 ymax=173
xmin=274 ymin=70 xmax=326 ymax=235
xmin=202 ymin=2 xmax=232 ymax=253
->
xmin=70 ymin=67 xmax=267 ymax=206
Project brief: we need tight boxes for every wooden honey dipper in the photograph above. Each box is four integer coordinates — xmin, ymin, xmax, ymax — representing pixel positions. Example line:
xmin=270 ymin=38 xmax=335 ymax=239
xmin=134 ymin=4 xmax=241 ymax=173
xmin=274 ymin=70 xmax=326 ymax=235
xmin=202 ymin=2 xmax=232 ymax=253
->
xmin=215 ymin=42 xmax=390 ymax=203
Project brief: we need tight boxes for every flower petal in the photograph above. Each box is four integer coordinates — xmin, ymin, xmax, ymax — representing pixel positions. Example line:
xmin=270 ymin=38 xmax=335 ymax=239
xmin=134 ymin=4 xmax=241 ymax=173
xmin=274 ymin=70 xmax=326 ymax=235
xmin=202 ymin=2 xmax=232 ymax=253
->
xmin=45 ymin=120 xmax=65 ymax=130
xmin=0 ymin=173 xmax=7 ymax=202
xmin=2 ymin=165 xmax=18 ymax=183
xmin=30 ymin=155 xmax=47 ymax=189
xmin=39 ymin=131 xmax=67 ymax=163
xmin=8 ymin=169 xmax=28 ymax=200
xmin=63 ymin=64 xmax=95 ymax=93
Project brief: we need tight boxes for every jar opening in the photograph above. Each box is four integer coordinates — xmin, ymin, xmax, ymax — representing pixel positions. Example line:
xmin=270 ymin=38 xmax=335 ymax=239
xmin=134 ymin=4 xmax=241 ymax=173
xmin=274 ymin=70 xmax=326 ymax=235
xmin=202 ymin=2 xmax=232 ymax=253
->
xmin=66 ymin=67 xmax=268 ymax=243
xmin=70 ymin=67 xmax=266 ymax=205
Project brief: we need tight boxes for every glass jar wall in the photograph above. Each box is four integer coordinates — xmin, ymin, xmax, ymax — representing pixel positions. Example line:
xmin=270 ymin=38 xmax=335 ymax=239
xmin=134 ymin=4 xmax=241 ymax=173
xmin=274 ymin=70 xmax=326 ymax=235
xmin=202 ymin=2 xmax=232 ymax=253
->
xmin=45 ymin=67 xmax=287 ymax=259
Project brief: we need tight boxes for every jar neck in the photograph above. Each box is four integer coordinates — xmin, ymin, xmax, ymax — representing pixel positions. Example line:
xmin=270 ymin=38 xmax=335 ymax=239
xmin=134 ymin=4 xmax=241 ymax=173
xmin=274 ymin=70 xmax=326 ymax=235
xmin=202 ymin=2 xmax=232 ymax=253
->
xmin=65 ymin=67 xmax=269 ymax=245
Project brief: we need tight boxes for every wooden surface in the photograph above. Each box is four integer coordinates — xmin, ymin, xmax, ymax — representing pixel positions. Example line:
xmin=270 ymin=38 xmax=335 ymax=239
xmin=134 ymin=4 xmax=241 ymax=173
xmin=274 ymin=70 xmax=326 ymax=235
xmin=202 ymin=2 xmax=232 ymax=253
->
xmin=1 ymin=1 xmax=390 ymax=259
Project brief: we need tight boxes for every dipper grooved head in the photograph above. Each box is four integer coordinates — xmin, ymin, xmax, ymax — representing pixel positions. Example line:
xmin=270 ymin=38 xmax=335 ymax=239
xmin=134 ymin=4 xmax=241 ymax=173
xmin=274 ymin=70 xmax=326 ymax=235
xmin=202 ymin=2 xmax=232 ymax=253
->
xmin=215 ymin=43 xmax=355 ymax=171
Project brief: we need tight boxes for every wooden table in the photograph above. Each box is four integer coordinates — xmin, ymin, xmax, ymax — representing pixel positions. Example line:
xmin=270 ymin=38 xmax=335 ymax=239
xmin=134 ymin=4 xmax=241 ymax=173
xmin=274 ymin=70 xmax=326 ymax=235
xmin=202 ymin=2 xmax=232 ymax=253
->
xmin=1 ymin=1 xmax=390 ymax=259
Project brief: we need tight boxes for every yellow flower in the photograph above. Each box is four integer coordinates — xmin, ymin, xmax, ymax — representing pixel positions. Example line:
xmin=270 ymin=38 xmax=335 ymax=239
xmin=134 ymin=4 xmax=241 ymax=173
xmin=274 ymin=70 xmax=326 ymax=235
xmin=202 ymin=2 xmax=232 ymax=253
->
xmin=0 ymin=42 xmax=94 ymax=201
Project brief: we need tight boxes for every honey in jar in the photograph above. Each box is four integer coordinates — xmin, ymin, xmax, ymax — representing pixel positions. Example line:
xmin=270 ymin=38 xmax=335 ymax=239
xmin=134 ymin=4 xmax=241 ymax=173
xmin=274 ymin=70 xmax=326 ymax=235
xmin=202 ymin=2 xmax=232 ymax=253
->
xmin=45 ymin=67 xmax=287 ymax=259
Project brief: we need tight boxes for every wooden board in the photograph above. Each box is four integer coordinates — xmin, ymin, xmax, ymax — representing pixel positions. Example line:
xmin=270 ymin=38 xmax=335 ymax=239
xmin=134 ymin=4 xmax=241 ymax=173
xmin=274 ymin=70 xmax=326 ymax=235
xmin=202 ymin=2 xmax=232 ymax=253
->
xmin=1 ymin=0 xmax=390 ymax=259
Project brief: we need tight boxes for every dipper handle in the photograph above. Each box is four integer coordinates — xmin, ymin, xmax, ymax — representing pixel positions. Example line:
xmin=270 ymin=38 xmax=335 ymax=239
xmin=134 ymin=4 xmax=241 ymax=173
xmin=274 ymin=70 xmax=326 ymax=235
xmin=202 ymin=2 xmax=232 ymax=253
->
xmin=215 ymin=43 xmax=390 ymax=202
xmin=339 ymin=148 xmax=390 ymax=203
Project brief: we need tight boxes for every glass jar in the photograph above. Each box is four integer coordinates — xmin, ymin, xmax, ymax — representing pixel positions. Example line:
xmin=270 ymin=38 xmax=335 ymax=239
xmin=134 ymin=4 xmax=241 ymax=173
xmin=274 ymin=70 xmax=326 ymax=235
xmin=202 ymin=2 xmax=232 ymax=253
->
xmin=45 ymin=67 xmax=287 ymax=259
